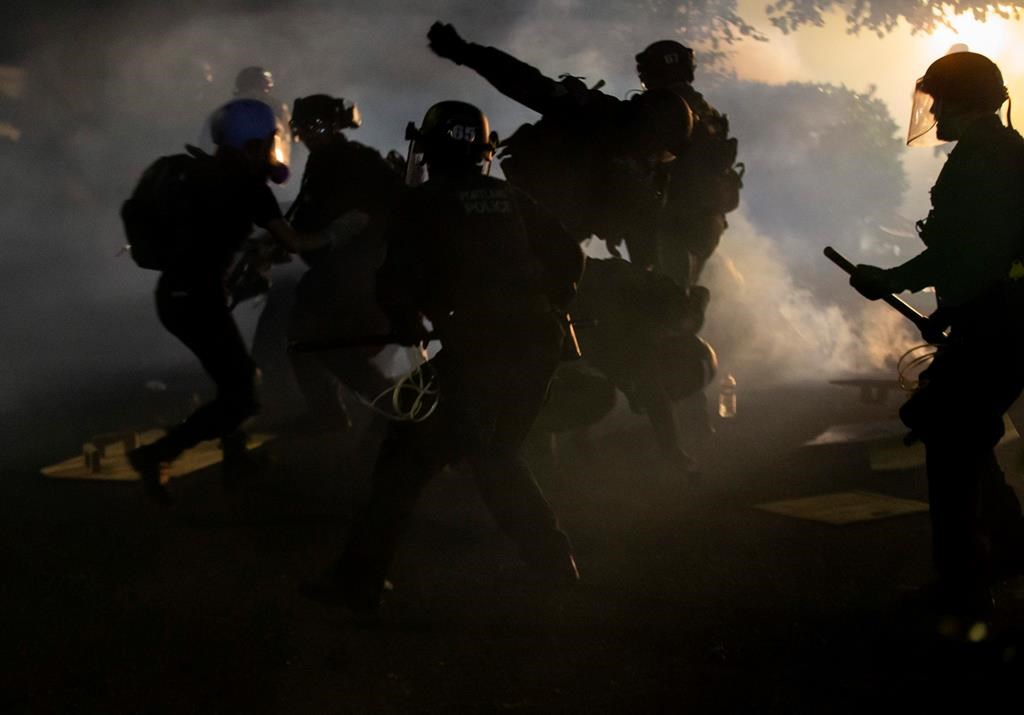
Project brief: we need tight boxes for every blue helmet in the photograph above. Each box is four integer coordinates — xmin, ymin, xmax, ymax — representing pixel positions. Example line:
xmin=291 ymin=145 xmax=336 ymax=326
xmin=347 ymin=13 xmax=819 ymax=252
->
xmin=211 ymin=99 xmax=277 ymax=150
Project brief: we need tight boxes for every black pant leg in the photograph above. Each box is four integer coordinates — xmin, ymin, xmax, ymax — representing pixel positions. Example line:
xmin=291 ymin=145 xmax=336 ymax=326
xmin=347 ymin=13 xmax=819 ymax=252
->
xmin=153 ymin=282 xmax=259 ymax=458
xmin=468 ymin=354 xmax=573 ymax=570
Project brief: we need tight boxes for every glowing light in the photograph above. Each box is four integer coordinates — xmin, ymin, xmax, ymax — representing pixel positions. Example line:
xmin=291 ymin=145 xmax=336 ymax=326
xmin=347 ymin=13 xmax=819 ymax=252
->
xmin=967 ymin=621 xmax=989 ymax=643
xmin=924 ymin=10 xmax=1016 ymax=62
xmin=274 ymin=145 xmax=285 ymax=163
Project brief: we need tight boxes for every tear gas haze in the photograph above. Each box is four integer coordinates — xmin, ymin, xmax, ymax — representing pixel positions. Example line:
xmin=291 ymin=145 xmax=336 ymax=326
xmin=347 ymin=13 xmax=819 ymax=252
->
xmin=1 ymin=0 xmax=987 ymax=414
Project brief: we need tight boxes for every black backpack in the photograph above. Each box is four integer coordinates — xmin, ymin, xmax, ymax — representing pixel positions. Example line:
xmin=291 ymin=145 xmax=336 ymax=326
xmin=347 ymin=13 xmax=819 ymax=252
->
xmin=121 ymin=145 xmax=209 ymax=270
xmin=688 ymin=112 xmax=743 ymax=214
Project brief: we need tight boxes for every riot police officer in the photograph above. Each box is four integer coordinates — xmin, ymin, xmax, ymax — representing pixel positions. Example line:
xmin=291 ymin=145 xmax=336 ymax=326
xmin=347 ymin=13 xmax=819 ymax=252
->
xmin=127 ymin=99 xmax=329 ymax=504
xmin=427 ymin=21 xmax=692 ymax=267
xmin=635 ymin=41 xmax=741 ymax=292
xmin=233 ymin=66 xmax=293 ymax=176
xmin=305 ymin=101 xmax=585 ymax=611
xmin=850 ymin=51 xmax=1024 ymax=629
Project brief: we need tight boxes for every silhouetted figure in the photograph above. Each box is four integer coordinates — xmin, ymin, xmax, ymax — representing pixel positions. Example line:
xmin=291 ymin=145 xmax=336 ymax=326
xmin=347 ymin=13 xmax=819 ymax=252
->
xmin=635 ymin=41 xmax=741 ymax=293
xmin=257 ymin=94 xmax=404 ymax=430
xmin=850 ymin=51 xmax=1024 ymax=631
xmin=233 ymin=66 xmax=293 ymax=176
xmin=199 ymin=66 xmax=292 ymax=183
xmin=126 ymin=99 xmax=331 ymax=504
xmin=427 ymin=22 xmax=692 ymax=267
xmin=306 ymin=101 xmax=584 ymax=611
xmin=570 ymin=257 xmax=715 ymax=476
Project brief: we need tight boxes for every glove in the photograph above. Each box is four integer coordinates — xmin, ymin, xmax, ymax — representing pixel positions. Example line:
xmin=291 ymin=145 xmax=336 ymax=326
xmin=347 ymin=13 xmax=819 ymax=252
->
xmin=428 ymin=22 xmax=470 ymax=64
xmin=919 ymin=309 xmax=950 ymax=345
xmin=849 ymin=264 xmax=901 ymax=301
xmin=268 ymin=243 xmax=292 ymax=265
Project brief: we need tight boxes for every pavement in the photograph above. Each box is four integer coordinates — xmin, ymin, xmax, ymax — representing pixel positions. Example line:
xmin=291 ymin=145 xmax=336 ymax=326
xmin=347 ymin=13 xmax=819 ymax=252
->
xmin=3 ymin=372 xmax=1024 ymax=713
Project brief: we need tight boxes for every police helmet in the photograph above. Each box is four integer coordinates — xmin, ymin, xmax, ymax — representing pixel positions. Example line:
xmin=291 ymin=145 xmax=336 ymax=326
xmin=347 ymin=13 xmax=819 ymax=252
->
xmin=211 ymin=99 xmax=277 ymax=150
xmin=408 ymin=100 xmax=498 ymax=168
xmin=290 ymin=94 xmax=362 ymax=142
xmin=636 ymin=40 xmax=696 ymax=89
xmin=907 ymin=51 xmax=1008 ymax=146
xmin=919 ymin=51 xmax=1006 ymax=111
xmin=235 ymin=66 xmax=274 ymax=96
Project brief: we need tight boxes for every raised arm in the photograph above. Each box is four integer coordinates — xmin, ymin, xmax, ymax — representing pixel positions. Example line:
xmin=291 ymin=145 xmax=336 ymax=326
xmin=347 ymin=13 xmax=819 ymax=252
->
xmin=428 ymin=22 xmax=571 ymax=117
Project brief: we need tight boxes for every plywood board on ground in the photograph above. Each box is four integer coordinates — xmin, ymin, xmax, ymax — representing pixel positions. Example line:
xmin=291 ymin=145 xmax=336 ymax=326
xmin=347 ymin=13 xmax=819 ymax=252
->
xmin=755 ymin=490 xmax=928 ymax=525
xmin=41 ymin=430 xmax=273 ymax=482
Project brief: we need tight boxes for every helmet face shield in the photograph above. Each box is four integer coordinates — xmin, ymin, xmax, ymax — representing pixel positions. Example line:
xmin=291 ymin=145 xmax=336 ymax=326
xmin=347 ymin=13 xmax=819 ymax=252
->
xmin=907 ymin=80 xmax=944 ymax=147
xmin=289 ymin=96 xmax=362 ymax=145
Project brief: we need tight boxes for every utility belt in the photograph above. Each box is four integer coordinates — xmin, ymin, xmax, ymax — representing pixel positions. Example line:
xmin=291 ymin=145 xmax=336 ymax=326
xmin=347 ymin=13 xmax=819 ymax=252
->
xmin=935 ymin=267 xmax=1024 ymax=343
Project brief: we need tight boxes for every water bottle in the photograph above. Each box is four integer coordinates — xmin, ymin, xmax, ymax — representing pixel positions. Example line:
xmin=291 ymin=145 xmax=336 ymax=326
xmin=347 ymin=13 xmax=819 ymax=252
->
xmin=718 ymin=373 xmax=737 ymax=419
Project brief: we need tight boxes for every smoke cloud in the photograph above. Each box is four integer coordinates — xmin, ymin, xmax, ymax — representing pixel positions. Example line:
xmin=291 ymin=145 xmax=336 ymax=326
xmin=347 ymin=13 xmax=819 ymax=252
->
xmin=1 ymin=0 xmax=926 ymax=415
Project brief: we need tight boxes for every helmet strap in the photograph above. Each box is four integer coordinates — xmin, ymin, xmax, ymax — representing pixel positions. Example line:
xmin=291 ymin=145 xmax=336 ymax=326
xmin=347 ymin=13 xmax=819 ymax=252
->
xmin=1008 ymin=96 xmax=1014 ymax=131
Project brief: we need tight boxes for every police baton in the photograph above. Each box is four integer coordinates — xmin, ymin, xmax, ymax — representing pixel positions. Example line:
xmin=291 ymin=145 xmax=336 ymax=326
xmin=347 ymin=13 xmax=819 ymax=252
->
xmin=287 ymin=333 xmax=437 ymax=353
xmin=823 ymin=246 xmax=937 ymax=337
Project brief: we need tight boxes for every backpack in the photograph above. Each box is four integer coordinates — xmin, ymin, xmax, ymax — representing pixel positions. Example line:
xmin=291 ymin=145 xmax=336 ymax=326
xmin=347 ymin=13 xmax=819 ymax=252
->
xmin=499 ymin=116 xmax=652 ymax=242
xmin=688 ymin=112 xmax=744 ymax=214
xmin=120 ymin=146 xmax=208 ymax=270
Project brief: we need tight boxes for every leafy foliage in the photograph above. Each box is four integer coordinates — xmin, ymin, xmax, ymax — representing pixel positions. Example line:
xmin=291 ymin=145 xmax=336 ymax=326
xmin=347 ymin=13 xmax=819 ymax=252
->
xmin=710 ymin=79 xmax=907 ymax=280
xmin=652 ymin=0 xmax=768 ymax=46
xmin=765 ymin=1 xmax=1024 ymax=37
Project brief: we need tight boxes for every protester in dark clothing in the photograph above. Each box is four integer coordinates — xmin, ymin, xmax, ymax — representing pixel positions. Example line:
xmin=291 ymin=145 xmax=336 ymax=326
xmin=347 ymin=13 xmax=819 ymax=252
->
xmin=128 ymin=99 xmax=330 ymax=504
xmin=277 ymin=94 xmax=405 ymax=428
xmin=850 ymin=52 xmax=1024 ymax=631
xmin=306 ymin=101 xmax=584 ymax=611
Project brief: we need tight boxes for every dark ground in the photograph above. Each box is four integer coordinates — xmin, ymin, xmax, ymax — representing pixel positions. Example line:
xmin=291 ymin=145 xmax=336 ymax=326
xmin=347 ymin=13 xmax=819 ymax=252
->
xmin=3 ymin=370 xmax=1024 ymax=714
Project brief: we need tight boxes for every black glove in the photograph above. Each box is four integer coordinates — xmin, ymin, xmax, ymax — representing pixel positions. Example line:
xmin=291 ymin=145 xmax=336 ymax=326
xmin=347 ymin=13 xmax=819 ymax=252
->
xmin=849 ymin=264 xmax=900 ymax=301
xmin=919 ymin=308 xmax=950 ymax=345
xmin=428 ymin=22 xmax=470 ymax=64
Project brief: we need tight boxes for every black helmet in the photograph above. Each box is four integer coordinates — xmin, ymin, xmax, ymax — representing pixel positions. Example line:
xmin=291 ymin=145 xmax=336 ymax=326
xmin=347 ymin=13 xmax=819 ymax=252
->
xmin=290 ymin=94 xmax=362 ymax=142
xmin=406 ymin=100 xmax=497 ymax=169
xmin=919 ymin=51 xmax=1006 ymax=111
xmin=636 ymin=40 xmax=695 ymax=89
xmin=907 ymin=51 xmax=1008 ymax=146
xmin=235 ymin=66 xmax=274 ymax=96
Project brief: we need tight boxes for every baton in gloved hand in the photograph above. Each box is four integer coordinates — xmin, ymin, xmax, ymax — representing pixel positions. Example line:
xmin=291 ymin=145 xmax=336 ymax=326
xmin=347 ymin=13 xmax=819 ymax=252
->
xmin=823 ymin=246 xmax=942 ymax=339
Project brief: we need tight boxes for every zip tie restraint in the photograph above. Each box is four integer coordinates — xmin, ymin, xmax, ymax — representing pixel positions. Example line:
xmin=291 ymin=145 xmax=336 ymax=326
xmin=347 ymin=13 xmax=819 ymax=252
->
xmin=897 ymin=343 xmax=938 ymax=392
xmin=358 ymin=360 xmax=440 ymax=423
